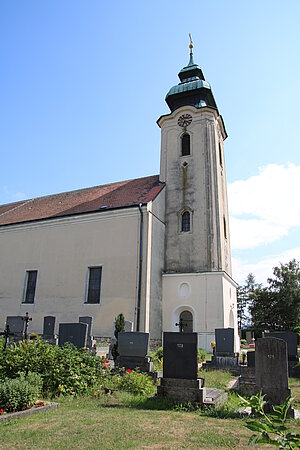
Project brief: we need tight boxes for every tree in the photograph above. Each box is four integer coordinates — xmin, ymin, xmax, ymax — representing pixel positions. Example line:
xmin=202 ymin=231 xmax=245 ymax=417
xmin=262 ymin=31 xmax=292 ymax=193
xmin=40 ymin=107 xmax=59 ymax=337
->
xmin=237 ymin=273 xmax=257 ymax=330
xmin=111 ymin=313 xmax=125 ymax=362
xmin=250 ymin=259 xmax=300 ymax=333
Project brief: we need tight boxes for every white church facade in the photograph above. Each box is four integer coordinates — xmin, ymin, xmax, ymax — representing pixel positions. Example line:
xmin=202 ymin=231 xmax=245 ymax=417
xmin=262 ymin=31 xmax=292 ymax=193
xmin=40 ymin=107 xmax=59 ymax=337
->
xmin=0 ymin=42 xmax=239 ymax=352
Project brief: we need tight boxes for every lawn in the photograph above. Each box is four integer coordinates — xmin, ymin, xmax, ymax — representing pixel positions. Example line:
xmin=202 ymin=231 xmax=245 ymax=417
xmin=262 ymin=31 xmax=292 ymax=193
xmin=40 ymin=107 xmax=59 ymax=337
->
xmin=0 ymin=394 xmax=255 ymax=449
xmin=0 ymin=371 xmax=299 ymax=450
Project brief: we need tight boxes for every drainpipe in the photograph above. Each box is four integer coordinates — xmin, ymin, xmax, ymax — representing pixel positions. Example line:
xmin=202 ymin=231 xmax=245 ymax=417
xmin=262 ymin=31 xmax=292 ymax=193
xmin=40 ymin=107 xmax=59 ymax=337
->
xmin=136 ymin=203 xmax=143 ymax=332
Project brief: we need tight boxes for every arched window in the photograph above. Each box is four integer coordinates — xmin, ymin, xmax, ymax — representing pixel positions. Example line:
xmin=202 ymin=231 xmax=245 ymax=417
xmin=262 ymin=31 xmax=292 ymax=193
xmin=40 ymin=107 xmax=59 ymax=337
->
xmin=181 ymin=211 xmax=190 ymax=232
xmin=181 ymin=133 xmax=190 ymax=156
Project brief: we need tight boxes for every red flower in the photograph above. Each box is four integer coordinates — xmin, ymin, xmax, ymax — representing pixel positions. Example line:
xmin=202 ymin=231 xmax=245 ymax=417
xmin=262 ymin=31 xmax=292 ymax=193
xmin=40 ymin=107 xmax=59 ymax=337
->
xmin=0 ymin=408 xmax=5 ymax=415
xmin=36 ymin=401 xmax=45 ymax=407
xmin=126 ymin=369 xmax=132 ymax=374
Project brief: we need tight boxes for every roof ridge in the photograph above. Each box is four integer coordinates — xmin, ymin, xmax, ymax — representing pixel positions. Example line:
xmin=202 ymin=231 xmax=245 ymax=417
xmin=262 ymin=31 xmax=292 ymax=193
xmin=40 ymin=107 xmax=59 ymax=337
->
xmin=0 ymin=198 xmax=35 ymax=219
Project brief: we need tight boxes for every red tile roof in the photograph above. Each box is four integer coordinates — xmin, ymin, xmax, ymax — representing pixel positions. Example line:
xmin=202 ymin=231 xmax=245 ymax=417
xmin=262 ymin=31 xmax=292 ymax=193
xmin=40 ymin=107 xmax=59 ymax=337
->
xmin=0 ymin=175 xmax=165 ymax=226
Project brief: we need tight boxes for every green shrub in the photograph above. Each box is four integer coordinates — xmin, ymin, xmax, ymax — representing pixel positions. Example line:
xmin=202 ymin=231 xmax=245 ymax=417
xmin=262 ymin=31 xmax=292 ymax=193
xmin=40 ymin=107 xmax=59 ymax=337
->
xmin=197 ymin=348 xmax=207 ymax=364
xmin=0 ymin=338 xmax=108 ymax=397
xmin=0 ymin=372 xmax=42 ymax=412
xmin=150 ymin=346 xmax=163 ymax=371
xmin=103 ymin=369 xmax=156 ymax=397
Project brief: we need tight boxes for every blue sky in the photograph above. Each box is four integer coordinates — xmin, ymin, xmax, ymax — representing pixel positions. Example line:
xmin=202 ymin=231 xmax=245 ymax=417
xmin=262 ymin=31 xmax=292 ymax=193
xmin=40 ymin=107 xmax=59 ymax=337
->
xmin=1 ymin=1 xmax=300 ymax=285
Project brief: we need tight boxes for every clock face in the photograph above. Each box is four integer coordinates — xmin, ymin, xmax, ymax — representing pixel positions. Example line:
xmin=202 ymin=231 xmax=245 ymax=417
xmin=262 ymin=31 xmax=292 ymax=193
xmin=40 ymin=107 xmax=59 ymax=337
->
xmin=178 ymin=114 xmax=192 ymax=128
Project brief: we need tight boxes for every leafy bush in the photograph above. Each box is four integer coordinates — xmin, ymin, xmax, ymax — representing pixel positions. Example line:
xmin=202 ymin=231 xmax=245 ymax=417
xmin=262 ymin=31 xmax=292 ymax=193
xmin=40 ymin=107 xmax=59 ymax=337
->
xmin=239 ymin=391 xmax=300 ymax=448
xmin=240 ymin=339 xmax=247 ymax=345
xmin=102 ymin=369 xmax=156 ymax=397
xmin=150 ymin=347 xmax=163 ymax=371
xmin=0 ymin=338 xmax=108 ymax=397
xmin=0 ymin=372 xmax=42 ymax=412
xmin=197 ymin=348 xmax=207 ymax=364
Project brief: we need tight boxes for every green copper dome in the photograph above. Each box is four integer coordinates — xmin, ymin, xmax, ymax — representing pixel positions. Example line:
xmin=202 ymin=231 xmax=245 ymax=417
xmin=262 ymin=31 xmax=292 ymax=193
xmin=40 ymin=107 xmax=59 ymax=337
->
xmin=165 ymin=42 xmax=218 ymax=113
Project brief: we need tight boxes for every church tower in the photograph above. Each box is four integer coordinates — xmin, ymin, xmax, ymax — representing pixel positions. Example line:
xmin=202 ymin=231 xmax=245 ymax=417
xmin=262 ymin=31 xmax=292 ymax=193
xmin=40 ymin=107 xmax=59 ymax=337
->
xmin=158 ymin=38 xmax=239 ymax=352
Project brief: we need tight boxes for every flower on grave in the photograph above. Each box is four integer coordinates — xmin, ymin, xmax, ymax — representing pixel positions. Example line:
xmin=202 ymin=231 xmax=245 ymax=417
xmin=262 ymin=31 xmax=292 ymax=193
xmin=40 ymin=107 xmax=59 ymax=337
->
xmin=94 ymin=389 xmax=101 ymax=397
xmin=126 ymin=369 xmax=132 ymax=374
xmin=0 ymin=408 xmax=5 ymax=415
xmin=210 ymin=341 xmax=216 ymax=349
xmin=35 ymin=401 xmax=45 ymax=407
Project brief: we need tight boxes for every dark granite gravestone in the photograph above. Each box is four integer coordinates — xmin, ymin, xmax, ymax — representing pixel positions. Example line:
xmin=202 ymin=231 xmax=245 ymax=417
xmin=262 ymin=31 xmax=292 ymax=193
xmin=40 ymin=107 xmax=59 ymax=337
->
xmin=6 ymin=316 xmax=25 ymax=341
xmin=42 ymin=316 xmax=57 ymax=344
xmin=43 ymin=316 xmax=56 ymax=336
xmin=263 ymin=331 xmax=298 ymax=361
xmin=215 ymin=328 xmax=234 ymax=355
xmin=118 ymin=332 xmax=149 ymax=357
xmin=116 ymin=332 xmax=152 ymax=373
xmin=58 ymin=323 xmax=88 ymax=349
xmin=79 ymin=316 xmax=93 ymax=336
xmin=247 ymin=350 xmax=255 ymax=367
xmin=255 ymin=338 xmax=291 ymax=411
xmin=163 ymin=332 xmax=198 ymax=380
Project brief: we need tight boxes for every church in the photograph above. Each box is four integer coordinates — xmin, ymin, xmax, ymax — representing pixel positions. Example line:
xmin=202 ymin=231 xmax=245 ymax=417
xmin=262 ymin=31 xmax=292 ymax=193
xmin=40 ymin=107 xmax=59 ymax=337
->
xmin=0 ymin=41 xmax=239 ymax=352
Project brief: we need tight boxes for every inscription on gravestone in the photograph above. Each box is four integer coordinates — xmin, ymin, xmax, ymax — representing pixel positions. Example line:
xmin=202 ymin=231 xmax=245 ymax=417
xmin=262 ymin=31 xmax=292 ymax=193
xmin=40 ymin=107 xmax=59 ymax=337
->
xmin=255 ymin=338 xmax=290 ymax=409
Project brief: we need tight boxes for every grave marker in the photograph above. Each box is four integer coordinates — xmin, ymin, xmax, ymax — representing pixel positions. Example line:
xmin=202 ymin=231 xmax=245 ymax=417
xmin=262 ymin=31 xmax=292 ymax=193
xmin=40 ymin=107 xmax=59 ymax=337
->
xmin=255 ymin=338 xmax=291 ymax=411
xmin=58 ymin=323 xmax=88 ymax=349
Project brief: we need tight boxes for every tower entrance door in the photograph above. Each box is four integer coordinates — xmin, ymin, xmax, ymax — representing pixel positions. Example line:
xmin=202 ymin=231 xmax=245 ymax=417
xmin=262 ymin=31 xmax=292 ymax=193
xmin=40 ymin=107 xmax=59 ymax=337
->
xmin=179 ymin=310 xmax=193 ymax=333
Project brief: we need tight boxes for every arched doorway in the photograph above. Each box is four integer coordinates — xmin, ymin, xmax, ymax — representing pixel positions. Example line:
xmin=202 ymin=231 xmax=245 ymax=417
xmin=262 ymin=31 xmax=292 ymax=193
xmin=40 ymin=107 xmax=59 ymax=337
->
xmin=179 ymin=310 xmax=193 ymax=332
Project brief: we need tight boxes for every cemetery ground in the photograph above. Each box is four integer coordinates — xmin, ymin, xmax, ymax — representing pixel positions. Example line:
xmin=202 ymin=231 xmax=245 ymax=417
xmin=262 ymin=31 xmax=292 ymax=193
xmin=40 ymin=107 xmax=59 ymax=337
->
xmin=0 ymin=371 xmax=299 ymax=449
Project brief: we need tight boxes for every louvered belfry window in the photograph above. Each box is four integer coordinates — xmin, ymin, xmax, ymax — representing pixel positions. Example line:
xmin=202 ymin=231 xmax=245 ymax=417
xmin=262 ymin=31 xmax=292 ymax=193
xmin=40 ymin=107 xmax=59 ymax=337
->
xmin=181 ymin=133 xmax=190 ymax=156
xmin=87 ymin=267 xmax=102 ymax=304
xmin=181 ymin=211 xmax=191 ymax=232
xmin=24 ymin=270 xmax=38 ymax=303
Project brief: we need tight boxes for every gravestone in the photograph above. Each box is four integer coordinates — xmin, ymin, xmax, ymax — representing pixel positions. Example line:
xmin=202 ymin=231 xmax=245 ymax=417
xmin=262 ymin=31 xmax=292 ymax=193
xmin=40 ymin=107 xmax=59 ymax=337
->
xmin=42 ymin=316 xmax=57 ymax=344
xmin=157 ymin=332 xmax=226 ymax=406
xmin=118 ymin=332 xmax=149 ymax=357
xmin=163 ymin=332 xmax=197 ymax=380
xmin=255 ymin=338 xmax=291 ymax=412
xmin=246 ymin=331 xmax=253 ymax=344
xmin=58 ymin=323 xmax=88 ymax=349
xmin=263 ymin=331 xmax=298 ymax=361
xmin=247 ymin=350 xmax=255 ymax=367
xmin=211 ymin=328 xmax=237 ymax=368
xmin=79 ymin=316 xmax=95 ymax=350
xmin=215 ymin=328 xmax=234 ymax=355
xmin=79 ymin=316 xmax=93 ymax=336
xmin=6 ymin=316 xmax=25 ymax=342
xmin=116 ymin=332 xmax=152 ymax=373
xmin=124 ymin=320 xmax=134 ymax=332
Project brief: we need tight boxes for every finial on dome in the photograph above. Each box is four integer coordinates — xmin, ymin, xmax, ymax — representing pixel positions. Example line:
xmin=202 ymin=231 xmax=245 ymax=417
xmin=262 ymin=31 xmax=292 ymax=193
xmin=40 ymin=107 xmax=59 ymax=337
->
xmin=188 ymin=33 xmax=194 ymax=66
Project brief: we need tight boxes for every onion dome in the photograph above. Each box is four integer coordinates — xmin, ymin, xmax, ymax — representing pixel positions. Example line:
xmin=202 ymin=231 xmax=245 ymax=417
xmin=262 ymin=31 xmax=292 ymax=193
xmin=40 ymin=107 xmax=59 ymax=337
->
xmin=165 ymin=36 xmax=218 ymax=112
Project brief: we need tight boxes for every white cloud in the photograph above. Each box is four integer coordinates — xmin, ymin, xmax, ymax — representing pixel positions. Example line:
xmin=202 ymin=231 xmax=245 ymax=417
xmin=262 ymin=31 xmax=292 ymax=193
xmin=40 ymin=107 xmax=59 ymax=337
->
xmin=228 ymin=163 xmax=300 ymax=250
xmin=3 ymin=186 xmax=26 ymax=202
xmin=232 ymin=246 xmax=300 ymax=286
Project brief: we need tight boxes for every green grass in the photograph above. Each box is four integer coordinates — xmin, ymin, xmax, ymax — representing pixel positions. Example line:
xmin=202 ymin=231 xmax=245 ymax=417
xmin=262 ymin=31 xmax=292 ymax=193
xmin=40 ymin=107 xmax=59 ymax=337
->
xmin=0 ymin=370 xmax=299 ymax=450
xmin=198 ymin=369 xmax=235 ymax=390
xmin=0 ymin=395 xmax=253 ymax=449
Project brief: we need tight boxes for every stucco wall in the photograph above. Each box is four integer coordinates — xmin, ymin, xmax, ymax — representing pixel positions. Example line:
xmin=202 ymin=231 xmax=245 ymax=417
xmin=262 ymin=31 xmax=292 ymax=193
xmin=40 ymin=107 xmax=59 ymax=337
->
xmin=162 ymin=271 xmax=239 ymax=353
xmin=0 ymin=207 xmax=149 ymax=337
